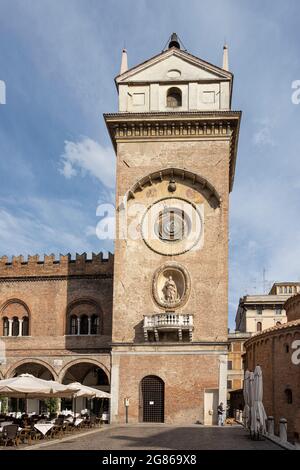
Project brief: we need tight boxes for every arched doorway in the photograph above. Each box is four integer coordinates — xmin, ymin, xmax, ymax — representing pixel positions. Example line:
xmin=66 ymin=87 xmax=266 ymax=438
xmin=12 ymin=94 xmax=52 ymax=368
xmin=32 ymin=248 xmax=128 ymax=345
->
xmin=141 ymin=375 xmax=164 ymax=423
xmin=61 ymin=362 xmax=110 ymax=417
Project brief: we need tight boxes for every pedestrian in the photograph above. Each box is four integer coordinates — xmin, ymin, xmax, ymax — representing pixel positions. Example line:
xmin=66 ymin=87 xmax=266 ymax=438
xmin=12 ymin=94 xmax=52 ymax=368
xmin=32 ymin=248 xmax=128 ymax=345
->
xmin=217 ymin=402 xmax=225 ymax=426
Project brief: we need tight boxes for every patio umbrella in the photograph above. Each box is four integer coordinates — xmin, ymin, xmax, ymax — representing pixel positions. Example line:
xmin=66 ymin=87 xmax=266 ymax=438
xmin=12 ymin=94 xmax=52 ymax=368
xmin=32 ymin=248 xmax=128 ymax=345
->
xmin=67 ymin=382 xmax=110 ymax=415
xmin=248 ymin=371 xmax=256 ymax=435
xmin=242 ymin=370 xmax=251 ymax=429
xmin=253 ymin=365 xmax=267 ymax=435
xmin=67 ymin=382 xmax=110 ymax=399
xmin=0 ymin=374 xmax=80 ymax=412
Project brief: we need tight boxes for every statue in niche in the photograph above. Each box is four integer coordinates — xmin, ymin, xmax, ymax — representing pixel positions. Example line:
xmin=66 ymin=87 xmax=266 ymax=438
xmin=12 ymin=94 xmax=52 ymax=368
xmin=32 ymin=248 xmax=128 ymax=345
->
xmin=162 ymin=275 xmax=178 ymax=303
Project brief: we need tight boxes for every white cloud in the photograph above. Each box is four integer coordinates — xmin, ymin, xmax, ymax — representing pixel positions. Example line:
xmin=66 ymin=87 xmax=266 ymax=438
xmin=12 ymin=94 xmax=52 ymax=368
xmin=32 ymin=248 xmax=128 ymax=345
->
xmin=59 ymin=137 xmax=115 ymax=188
xmin=228 ymin=171 xmax=300 ymax=329
xmin=0 ymin=196 xmax=112 ymax=256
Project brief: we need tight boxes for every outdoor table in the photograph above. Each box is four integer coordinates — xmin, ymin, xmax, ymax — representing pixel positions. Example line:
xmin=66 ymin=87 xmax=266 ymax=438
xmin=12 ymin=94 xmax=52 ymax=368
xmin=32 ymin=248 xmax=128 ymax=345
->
xmin=74 ymin=418 xmax=83 ymax=427
xmin=34 ymin=423 xmax=54 ymax=436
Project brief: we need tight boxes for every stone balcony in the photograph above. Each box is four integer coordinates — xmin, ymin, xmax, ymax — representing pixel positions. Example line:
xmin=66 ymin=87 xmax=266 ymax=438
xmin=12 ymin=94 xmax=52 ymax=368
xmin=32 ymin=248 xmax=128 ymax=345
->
xmin=143 ymin=313 xmax=193 ymax=342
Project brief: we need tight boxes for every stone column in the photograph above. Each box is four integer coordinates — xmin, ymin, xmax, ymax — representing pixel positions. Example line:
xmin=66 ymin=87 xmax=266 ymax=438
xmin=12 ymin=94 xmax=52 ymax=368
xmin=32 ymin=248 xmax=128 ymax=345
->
xmin=218 ymin=354 xmax=227 ymax=407
xmin=110 ymin=352 xmax=120 ymax=424
xmin=267 ymin=416 xmax=274 ymax=435
xmin=88 ymin=317 xmax=91 ymax=335
xmin=279 ymin=418 xmax=288 ymax=442
xmin=77 ymin=317 xmax=81 ymax=335
xmin=8 ymin=319 xmax=13 ymax=337
xmin=18 ymin=319 xmax=23 ymax=337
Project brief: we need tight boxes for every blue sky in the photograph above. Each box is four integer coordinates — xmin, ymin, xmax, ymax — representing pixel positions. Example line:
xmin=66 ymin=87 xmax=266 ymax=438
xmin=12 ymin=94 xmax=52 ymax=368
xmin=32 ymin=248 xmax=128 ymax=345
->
xmin=1 ymin=0 xmax=300 ymax=329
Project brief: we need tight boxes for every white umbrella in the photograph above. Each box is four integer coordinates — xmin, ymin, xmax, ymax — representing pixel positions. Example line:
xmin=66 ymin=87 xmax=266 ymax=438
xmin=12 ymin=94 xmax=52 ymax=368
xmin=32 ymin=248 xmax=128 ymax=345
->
xmin=0 ymin=373 xmax=80 ymax=415
xmin=0 ymin=374 xmax=68 ymax=397
xmin=253 ymin=365 xmax=267 ymax=435
xmin=242 ymin=370 xmax=251 ymax=429
xmin=248 ymin=371 xmax=256 ymax=435
xmin=67 ymin=382 xmax=110 ymax=399
xmin=66 ymin=382 xmax=110 ymax=416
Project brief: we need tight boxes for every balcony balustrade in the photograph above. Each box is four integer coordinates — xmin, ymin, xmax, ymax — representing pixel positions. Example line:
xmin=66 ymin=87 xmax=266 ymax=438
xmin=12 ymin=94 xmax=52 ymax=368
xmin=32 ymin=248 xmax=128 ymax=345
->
xmin=143 ymin=313 xmax=193 ymax=342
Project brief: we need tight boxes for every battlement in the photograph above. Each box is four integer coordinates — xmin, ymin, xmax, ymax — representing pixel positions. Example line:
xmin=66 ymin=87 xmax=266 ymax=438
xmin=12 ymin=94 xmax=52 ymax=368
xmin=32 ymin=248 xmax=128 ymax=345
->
xmin=0 ymin=252 xmax=114 ymax=278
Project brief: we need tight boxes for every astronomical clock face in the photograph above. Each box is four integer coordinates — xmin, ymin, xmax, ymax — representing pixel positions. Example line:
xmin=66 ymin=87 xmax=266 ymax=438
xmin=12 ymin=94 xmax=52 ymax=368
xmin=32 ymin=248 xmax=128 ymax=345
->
xmin=141 ymin=197 xmax=203 ymax=256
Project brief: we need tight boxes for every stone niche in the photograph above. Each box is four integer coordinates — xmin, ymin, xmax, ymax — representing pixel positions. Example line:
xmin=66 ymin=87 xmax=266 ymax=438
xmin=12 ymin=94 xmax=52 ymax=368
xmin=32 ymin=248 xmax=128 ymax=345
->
xmin=152 ymin=262 xmax=190 ymax=309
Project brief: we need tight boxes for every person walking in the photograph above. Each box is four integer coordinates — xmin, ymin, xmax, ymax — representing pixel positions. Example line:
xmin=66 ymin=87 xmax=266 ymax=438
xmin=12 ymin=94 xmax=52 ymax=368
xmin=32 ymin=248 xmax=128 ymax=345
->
xmin=217 ymin=402 xmax=225 ymax=426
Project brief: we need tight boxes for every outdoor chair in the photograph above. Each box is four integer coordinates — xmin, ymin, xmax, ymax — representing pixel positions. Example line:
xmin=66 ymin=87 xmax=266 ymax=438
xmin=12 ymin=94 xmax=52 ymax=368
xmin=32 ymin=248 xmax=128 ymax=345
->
xmin=19 ymin=426 xmax=40 ymax=445
xmin=0 ymin=424 xmax=20 ymax=447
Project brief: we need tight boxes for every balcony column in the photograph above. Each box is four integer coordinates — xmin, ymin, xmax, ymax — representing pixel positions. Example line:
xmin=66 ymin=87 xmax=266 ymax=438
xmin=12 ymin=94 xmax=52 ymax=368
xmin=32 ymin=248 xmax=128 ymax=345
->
xmin=77 ymin=317 xmax=81 ymax=335
xmin=8 ymin=319 xmax=13 ymax=337
xmin=18 ymin=319 xmax=23 ymax=336
xmin=88 ymin=317 xmax=91 ymax=335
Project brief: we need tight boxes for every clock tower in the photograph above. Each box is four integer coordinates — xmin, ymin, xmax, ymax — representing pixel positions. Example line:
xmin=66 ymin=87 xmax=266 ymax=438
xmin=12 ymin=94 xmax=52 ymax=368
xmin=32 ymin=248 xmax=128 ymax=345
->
xmin=104 ymin=35 xmax=241 ymax=424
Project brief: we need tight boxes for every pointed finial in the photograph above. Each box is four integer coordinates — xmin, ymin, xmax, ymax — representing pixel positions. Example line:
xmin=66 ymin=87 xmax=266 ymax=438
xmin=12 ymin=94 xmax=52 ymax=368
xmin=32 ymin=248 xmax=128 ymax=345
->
xmin=222 ymin=43 xmax=229 ymax=71
xmin=120 ymin=48 xmax=128 ymax=75
xmin=168 ymin=33 xmax=180 ymax=49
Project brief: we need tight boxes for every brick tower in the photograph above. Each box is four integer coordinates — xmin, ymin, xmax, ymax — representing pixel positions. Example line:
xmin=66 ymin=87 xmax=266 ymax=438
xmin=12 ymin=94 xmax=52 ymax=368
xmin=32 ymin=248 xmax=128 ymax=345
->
xmin=104 ymin=35 xmax=241 ymax=424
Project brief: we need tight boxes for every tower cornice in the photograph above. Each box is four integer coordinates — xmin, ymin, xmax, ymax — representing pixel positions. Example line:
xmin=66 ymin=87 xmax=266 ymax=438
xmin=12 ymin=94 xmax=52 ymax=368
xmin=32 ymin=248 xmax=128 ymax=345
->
xmin=104 ymin=110 xmax=241 ymax=191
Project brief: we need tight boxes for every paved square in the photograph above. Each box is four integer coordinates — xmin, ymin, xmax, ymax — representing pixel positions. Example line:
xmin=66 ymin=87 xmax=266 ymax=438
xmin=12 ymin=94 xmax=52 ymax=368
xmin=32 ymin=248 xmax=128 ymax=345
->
xmin=28 ymin=425 xmax=281 ymax=451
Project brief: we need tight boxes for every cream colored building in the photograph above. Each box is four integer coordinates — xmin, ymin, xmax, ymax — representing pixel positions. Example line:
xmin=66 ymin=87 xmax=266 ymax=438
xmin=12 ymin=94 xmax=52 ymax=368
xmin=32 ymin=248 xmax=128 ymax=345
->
xmin=235 ymin=282 xmax=300 ymax=334
xmin=227 ymin=282 xmax=300 ymax=400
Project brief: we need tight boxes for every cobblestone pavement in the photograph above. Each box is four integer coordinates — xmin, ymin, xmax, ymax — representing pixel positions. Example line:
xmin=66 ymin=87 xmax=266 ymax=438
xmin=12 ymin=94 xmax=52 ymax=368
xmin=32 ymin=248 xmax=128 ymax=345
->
xmin=28 ymin=424 xmax=281 ymax=450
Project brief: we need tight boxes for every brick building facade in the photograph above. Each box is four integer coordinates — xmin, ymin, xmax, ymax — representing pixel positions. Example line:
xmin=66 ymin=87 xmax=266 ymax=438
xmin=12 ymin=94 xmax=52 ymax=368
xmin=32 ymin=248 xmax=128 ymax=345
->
xmin=244 ymin=294 xmax=300 ymax=443
xmin=0 ymin=254 xmax=113 ymax=412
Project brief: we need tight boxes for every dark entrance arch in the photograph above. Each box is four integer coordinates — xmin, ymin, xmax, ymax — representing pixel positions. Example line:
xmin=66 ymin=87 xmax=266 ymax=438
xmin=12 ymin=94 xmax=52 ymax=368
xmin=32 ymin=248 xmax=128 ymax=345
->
xmin=141 ymin=375 xmax=164 ymax=423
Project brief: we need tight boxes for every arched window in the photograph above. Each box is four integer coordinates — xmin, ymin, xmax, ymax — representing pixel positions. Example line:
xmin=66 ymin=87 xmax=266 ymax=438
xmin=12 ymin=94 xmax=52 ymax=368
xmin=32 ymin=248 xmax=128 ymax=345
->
xmin=91 ymin=315 xmax=100 ymax=335
xmin=285 ymin=388 xmax=293 ymax=404
xmin=166 ymin=87 xmax=182 ymax=108
xmin=70 ymin=315 xmax=77 ymax=335
xmin=3 ymin=317 xmax=9 ymax=336
xmin=12 ymin=316 xmax=19 ymax=336
xmin=257 ymin=322 xmax=262 ymax=332
xmin=22 ymin=316 xmax=29 ymax=336
xmin=276 ymin=321 xmax=281 ymax=326
xmin=80 ymin=315 xmax=88 ymax=335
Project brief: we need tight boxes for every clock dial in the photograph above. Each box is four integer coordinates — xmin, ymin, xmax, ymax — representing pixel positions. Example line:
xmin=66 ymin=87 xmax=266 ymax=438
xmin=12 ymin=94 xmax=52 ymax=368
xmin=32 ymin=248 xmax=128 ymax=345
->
xmin=141 ymin=197 xmax=203 ymax=255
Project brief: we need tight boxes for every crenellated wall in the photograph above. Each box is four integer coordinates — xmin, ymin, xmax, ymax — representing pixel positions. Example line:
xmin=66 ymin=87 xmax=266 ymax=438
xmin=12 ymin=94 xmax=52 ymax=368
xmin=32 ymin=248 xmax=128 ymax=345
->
xmin=0 ymin=252 xmax=114 ymax=278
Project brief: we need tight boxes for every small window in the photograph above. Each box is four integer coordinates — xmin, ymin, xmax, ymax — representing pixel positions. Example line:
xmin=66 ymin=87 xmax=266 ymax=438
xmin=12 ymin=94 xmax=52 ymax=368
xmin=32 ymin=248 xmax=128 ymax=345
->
xmin=12 ymin=317 xmax=19 ymax=336
xmin=91 ymin=315 xmax=100 ymax=335
xmin=22 ymin=316 xmax=29 ymax=336
xmin=284 ymin=344 xmax=289 ymax=353
xmin=275 ymin=308 xmax=282 ymax=315
xmin=257 ymin=308 xmax=262 ymax=315
xmin=227 ymin=380 xmax=232 ymax=390
xmin=289 ymin=286 xmax=293 ymax=293
xmin=276 ymin=321 xmax=281 ymax=326
xmin=257 ymin=322 xmax=262 ymax=332
xmin=285 ymin=388 xmax=293 ymax=404
xmin=70 ymin=315 xmax=77 ymax=335
xmin=80 ymin=315 xmax=89 ymax=335
xmin=166 ymin=87 xmax=182 ymax=108
xmin=228 ymin=360 xmax=233 ymax=370
xmin=3 ymin=317 xmax=9 ymax=336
